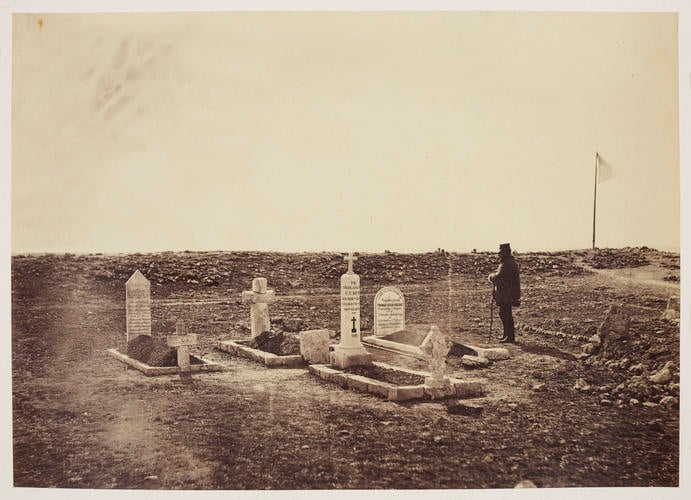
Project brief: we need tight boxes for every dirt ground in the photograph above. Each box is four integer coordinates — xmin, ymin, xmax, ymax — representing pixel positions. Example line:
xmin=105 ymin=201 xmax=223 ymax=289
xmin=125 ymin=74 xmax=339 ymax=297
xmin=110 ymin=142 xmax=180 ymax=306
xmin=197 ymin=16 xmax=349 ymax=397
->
xmin=10 ymin=248 xmax=680 ymax=489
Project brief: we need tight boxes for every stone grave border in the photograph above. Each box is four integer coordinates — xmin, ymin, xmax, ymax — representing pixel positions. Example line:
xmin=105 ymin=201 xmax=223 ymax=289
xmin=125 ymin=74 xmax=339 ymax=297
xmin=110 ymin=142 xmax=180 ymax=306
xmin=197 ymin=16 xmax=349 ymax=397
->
xmin=309 ymin=361 xmax=485 ymax=402
xmin=362 ymin=336 xmax=510 ymax=362
xmin=106 ymin=348 xmax=224 ymax=376
xmin=217 ymin=340 xmax=306 ymax=368
xmin=361 ymin=335 xmax=424 ymax=357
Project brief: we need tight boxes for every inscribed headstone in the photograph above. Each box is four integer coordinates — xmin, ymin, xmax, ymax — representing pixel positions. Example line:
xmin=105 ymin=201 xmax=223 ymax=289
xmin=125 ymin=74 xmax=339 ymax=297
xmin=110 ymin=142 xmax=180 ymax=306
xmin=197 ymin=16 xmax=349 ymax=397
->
xmin=126 ymin=270 xmax=151 ymax=342
xmin=340 ymin=258 xmax=361 ymax=342
xmin=331 ymin=252 xmax=372 ymax=368
xmin=374 ymin=286 xmax=405 ymax=336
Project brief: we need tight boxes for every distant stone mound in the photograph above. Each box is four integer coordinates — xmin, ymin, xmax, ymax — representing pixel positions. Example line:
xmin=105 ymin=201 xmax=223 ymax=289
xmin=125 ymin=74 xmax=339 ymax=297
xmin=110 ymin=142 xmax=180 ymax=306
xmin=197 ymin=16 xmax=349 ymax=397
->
xmin=247 ymin=331 xmax=300 ymax=356
xmin=583 ymin=248 xmax=651 ymax=269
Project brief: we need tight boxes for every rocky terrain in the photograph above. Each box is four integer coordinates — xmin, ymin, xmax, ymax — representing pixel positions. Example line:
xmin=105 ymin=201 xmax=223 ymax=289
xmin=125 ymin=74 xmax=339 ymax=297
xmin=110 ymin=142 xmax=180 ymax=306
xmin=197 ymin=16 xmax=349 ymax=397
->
xmin=10 ymin=247 xmax=680 ymax=489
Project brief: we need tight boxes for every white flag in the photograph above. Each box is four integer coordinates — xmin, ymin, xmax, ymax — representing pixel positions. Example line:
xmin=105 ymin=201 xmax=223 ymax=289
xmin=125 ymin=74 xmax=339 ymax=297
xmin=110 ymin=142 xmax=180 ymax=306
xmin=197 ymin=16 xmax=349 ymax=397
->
xmin=597 ymin=154 xmax=614 ymax=184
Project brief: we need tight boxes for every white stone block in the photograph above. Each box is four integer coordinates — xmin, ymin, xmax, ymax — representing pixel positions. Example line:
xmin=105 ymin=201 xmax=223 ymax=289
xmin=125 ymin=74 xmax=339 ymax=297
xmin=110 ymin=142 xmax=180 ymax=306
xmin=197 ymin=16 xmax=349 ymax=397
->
xmin=299 ymin=329 xmax=331 ymax=364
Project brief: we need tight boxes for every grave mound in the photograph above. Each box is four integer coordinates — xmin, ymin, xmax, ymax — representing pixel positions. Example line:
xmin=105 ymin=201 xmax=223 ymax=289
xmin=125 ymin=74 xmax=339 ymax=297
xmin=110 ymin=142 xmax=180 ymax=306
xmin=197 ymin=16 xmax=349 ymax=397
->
xmin=126 ymin=335 xmax=202 ymax=367
xmin=344 ymin=364 xmax=426 ymax=386
xmin=247 ymin=331 xmax=300 ymax=356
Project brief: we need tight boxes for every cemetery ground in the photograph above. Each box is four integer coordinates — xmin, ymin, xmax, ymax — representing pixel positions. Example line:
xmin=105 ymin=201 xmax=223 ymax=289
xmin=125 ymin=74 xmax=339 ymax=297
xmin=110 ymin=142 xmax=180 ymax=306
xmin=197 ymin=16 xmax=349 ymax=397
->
xmin=11 ymin=248 xmax=680 ymax=490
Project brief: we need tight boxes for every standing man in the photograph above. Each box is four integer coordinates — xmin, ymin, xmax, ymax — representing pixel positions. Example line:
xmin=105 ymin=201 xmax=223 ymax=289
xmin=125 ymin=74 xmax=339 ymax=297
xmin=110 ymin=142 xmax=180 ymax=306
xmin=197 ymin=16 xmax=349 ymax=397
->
xmin=488 ymin=243 xmax=521 ymax=343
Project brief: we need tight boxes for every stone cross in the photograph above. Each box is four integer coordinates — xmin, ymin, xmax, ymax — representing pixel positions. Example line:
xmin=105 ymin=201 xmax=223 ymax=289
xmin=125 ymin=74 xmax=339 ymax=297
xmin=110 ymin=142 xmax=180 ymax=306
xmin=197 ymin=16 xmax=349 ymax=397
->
xmin=419 ymin=325 xmax=452 ymax=387
xmin=344 ymin=252 xmax=357 ymax=275
xmin=166 ymin=321 xmax=198 ymax=373
xmin=126 ymin=270 xmax=151 ymax=343
xmin=241 ymin=277 xmax=276 ymax=338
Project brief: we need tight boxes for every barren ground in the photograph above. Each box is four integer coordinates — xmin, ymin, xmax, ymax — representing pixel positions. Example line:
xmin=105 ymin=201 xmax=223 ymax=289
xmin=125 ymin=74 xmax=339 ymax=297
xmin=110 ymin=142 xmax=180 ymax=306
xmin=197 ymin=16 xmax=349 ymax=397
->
xmin=11 ymin=248 xmax=680 ymax=489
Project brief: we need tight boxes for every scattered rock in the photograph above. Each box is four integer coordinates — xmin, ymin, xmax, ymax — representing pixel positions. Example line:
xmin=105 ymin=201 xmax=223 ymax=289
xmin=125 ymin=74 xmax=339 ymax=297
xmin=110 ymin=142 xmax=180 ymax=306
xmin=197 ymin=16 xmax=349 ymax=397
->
xmin=628 ymin=363 xmax=646 ymax=374
xmin=660 ymin=296 xmax=680 ymax=321
xmin=574 ymin=378 xmax=592 ymax=392
xmin=515 ymin=479 xmax=537 ymax=488
xmin=649 ymin=366 xmax=672 ymax=385
xmin=581 ymin=343 xmax=598 ymax=355
xmin=659 ymin=396 xmax=678 ymax=407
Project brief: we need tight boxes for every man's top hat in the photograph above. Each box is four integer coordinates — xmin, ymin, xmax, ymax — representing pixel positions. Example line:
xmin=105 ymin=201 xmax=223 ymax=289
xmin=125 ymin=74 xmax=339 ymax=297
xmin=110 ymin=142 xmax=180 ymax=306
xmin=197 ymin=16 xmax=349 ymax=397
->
xmin=499 ymin=243 xmax=512 ymax=255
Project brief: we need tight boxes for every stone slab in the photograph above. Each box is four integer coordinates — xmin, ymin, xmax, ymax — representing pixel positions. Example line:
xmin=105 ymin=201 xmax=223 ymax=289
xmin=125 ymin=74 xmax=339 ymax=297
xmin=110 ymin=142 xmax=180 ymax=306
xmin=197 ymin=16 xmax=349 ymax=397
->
xmin=308 ymin=364 xmax=341 ymax=381
xmin=329 ymin=350 xmax=373 ymax=369
xmin=472 ymin=346 xmax=510 ymax=361
xmin=344 ymin=374 xmax=371 ymax=392
xmin=387 ymin=385 xmax=425 ymax=401
xmin=361 ymin=336 xmax=424 ymax=357
xmin=106 ymin=348 xmax=223 ymax=376
xmin=461 ymin=355 xmax=490 ymax=368
xmin=216 ymin=340 xmax=305 ymax=368
xmin=424 ymin=383 xmax=456 ymax=399
xmin=451 ymin=379 xmax=486 ymax=398
xmin=299 ymin=329 xmax=332 ymax=364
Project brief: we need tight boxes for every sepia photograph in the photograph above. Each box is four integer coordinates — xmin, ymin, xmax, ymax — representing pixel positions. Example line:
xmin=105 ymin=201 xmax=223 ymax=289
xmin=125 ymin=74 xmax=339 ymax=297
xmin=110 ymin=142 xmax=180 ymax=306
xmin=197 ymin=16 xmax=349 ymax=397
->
xmin=3 ymin=0 xmax=688 ymax=497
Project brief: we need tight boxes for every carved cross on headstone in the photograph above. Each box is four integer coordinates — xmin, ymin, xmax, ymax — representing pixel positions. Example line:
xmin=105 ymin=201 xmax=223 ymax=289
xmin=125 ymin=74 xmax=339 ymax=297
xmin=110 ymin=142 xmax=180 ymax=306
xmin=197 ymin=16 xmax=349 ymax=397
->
xmin=241 ymin=277 xmax=276 ymax=338
xmin=344 ymin=252 xmax=357 ymax=275
xmin=166 ymin=320 xmax=198 ymax=373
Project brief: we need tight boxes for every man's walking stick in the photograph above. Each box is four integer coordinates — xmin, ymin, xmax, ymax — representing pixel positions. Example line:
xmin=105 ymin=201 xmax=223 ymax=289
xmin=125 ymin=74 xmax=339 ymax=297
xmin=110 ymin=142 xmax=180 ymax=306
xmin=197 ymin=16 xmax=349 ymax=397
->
xmin=488 ymin=285 xmax=495 ymax=343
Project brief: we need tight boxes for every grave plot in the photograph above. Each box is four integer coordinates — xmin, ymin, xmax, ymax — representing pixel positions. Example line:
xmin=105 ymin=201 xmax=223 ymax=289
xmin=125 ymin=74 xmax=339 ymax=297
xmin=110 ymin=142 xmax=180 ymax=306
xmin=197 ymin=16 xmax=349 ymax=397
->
xmin=311 ymin=325 xmax=486 ymax=401
xmin=106 ymin=271 xmax=223 ymax=376
xmin=308 ymin=256 xmax=485 ymax=401
xmin=363 ymin=286 xmax=510 ymax=368
xmin=364 ymin=323 xmax=510 ymax=368
xmin=217 ymin=331 xmax=305 ymax=368
xmin=217 ymin=277 xmax=331 ymax=368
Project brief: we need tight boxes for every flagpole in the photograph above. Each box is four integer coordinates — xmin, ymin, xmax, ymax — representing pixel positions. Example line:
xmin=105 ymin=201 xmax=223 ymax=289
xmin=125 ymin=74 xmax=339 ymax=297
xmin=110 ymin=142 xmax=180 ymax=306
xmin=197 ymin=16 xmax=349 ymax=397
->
xmin=592 ymin=152 xmax=599 ymax=249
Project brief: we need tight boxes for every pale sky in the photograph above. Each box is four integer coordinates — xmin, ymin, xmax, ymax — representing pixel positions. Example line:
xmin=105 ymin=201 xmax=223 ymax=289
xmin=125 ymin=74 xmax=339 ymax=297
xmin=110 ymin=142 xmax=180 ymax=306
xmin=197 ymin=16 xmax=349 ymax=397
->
xmin=10 ymin=7 xmax=682 ymax=253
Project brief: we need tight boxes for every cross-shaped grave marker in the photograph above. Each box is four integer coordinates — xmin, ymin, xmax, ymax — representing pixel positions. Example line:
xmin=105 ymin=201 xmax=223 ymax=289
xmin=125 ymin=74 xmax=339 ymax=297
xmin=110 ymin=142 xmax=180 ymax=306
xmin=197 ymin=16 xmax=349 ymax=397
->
xmin=344 ymin=252 xmax=357 ymax=275
xmin=166 ymin=321 xmax=198 ymax=373
xmin=241 ymin=277 xmax=276 ymax=338
xmin=420 ymin=325 xmax=452 ymax=388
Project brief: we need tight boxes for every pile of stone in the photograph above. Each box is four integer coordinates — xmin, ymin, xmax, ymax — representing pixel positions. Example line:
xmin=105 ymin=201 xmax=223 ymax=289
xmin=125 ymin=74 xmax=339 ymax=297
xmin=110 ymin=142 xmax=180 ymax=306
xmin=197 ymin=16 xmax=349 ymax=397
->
xmin=582 ymin=247 xmax=651 ymax=269
xmin=578 ymin=304 xmax=679 ymax=407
